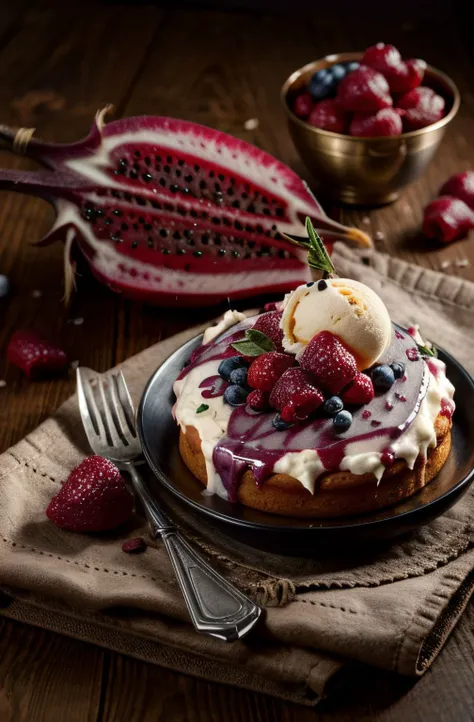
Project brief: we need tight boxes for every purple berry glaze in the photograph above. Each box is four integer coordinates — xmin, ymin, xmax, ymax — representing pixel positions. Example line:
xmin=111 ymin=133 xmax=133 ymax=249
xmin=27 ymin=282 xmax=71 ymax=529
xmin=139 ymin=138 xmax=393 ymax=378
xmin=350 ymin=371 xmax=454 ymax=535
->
xmin=179 ymin=319 xmax=430 ymax=502
xmin=200 ymin=375 xmax=228 ymax=399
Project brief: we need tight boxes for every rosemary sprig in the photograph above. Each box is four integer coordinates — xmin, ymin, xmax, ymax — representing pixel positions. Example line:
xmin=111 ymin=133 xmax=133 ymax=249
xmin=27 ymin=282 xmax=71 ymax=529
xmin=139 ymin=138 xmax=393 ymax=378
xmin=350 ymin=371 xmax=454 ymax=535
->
xmin=283 ymin=216 xmax=337 ymax=277
xmin=417 ymin=342 xmax=438 ymax=358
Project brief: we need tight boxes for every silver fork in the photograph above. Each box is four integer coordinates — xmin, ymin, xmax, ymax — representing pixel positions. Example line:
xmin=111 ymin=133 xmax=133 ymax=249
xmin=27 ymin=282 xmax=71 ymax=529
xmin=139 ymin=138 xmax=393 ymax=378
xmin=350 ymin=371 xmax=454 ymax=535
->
xmin=76 ymin=366 xmax=261 ymax=642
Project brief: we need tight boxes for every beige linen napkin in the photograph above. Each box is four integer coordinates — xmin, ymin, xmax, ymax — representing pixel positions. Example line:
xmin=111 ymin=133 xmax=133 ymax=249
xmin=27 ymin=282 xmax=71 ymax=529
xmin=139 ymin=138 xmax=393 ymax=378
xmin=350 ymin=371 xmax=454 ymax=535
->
xmin=1 ymin=244 xmax=474 ymax=706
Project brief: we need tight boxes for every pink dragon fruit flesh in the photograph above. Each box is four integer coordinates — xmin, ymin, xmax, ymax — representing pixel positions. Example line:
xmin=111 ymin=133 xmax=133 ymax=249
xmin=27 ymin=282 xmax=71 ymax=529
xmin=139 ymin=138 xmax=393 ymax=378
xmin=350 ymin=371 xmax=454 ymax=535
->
xmin=0 ymin=108 xmax=371 ymax=306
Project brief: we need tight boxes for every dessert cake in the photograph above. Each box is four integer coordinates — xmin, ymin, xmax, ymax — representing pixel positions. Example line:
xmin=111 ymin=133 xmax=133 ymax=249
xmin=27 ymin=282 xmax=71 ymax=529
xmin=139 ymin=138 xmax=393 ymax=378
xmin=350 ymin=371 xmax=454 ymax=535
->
xmin=173 ymin=238 xmax=455 ymax=518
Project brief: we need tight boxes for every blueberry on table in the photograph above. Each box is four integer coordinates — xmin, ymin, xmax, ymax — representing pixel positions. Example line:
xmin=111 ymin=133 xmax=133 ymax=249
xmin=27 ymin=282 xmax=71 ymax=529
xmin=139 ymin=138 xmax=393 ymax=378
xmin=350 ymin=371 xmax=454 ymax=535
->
xmin=333 ymin=410 xmax=353 ymax=433
xmin=223 ymin=384 xmax=248 ymax=406
xmin=218 ymin=356 xmax=245 ymax=381
xmin=372 ymin=365 xmax=396 ymax=391
xmin=323 ymin=396 xmax=344 ymax=416
xmin=229 ymin=366 xmax=248 ymax=387
xmin=272 ymin=414 xmax=293 ymax=431
xmin=390 ymin=362 xmax=405 ymax=379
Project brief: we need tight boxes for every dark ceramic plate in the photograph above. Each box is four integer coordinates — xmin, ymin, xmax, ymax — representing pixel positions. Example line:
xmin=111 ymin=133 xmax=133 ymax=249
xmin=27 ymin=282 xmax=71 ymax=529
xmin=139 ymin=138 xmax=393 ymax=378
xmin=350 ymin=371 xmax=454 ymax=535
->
xmin=137 ymin=334 xmax=474 ymax=549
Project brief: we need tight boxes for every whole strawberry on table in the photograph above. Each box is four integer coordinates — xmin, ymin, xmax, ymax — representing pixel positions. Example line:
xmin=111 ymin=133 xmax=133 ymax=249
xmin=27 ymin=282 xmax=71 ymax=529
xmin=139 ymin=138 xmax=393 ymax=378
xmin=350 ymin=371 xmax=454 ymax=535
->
xmin=291 ymin=42 xmax=446 ymax=137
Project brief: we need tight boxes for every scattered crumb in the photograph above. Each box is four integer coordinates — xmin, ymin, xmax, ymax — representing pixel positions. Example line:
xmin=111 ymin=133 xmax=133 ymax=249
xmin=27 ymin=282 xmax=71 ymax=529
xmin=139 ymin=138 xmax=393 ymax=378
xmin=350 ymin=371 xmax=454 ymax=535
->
xmin=0 ymin=380 xmax=6 ymax=388
xmin=72 ymin=317 xmax=84 ymax=326
xmin=70 ymin=360 xmax=79 ymax=370
xmin=455 ymin=258 xmax=470 ymax=268
xmin=362 ymin=216 xmax=370 ymax=225
xmin=122 ymin=537 xmax=147 ymax=554
xmin=439 ymin=260 xmax=452 ymax=270
xmin=32 ymin=289 xmax=42 ymax=299
xmin=374 ymin=230 xmax=385 ymax=241
xmin=244 ymin=117 xmax=260 ymax=131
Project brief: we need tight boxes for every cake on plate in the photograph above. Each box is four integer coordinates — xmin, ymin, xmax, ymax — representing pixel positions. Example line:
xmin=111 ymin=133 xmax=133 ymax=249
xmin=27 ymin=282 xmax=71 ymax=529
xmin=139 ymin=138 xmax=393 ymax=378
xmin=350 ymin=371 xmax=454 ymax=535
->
xmin=172 ymin=226 xmax=455 ymax=518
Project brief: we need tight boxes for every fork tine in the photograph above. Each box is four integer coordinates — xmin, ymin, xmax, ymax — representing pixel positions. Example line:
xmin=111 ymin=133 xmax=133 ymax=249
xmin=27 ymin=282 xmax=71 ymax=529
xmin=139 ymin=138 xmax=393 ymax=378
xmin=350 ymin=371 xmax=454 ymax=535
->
xmin=107 ymin=373 xmax=133 ymax=441
xmin=116 ymin=371 xmax=137 ymax=437
xmin=77 ymin=368 xmax=108 ymax=445
xmin=96 ymin=376 xmax=121 ymax=447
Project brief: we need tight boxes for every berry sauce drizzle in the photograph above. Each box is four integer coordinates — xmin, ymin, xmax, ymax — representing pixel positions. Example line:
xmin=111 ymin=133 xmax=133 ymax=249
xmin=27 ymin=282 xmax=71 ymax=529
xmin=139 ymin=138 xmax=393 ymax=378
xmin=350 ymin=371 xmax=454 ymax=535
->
xmin=200 ymin=375 xmax=228 ymax=398
xmin=180 ymin=321 xmax=429 ymax=502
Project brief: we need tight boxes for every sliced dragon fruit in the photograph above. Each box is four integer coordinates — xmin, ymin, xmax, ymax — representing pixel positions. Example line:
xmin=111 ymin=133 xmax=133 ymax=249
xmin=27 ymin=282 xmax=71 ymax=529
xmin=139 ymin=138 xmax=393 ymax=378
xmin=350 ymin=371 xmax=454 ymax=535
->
xmin=0 ymin=108 xmax=371 ymax=306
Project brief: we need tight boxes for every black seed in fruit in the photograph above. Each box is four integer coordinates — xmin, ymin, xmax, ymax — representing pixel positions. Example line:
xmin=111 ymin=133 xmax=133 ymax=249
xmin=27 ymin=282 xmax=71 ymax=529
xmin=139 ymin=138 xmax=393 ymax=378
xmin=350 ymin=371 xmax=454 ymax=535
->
xmin=113 ymin=209 xmax=122 ymax=217
xmin=133 ymin=163 xmax=140 ymax=172
xmin=247 ymin=204 xmax=255 ymax=213
xmin=129 ymin=170 xmax=138 ymax=179
xmin=235 ymin=221 xmax=243 ymax=231
xmin=121 ymin=223 xmax=129 ymax=231
xmin=278 ymin=250 xmax=285 ymax=259
xmin=160 ymin=229 xmax=169 ymax=238
xmin=155 ymin=155 xmax=162 ymax=163
xmin=136 ymin=197 xmax=146 ymax=206
xmin=164 ymin=165 xmax=170 ymax=173
xmin=188 ymin=238 xmax=195 ymax=246
xmin=131 ymin=240 xmax=138 ymax=248
xmin=177 ymin=248 xmax=186 ymax=255
xmin=199 ymin=180 xmax=206 ymax=190
xmin=232 ymin=250 xmax=240 ymax=257
xmin=138 ymin=216 xmax=145 ymax=223
xmin=212 ymin=217 xmax=220 ymax=225
xmin=111 ymin=233 xmax=120 ymax=242
xmin=184 ymin=229 xmax=193 ymax=239
xmin=112 ymin=190 xmax=120 ymax=199
xmin=223 ymin=218 xmax=231 ymax=227
xmin=176 ymin=170 xmax=182 ymax=178
xmin=227 ymin=187 xmax=234 ymax=196
xmin=144 ymin=223 xmax=152 ymax=231
xmin=276 ymin=208 xmax=284 ymax=217
xmin=177 ymin=206 xmax=186 ymax=215
xmin=194 ymin=164 xmax=200 ymax=172
xmin=162 ymin=248 xmax=171 ymax=255
xmin=248 ymin=241 xmax=255 ymax=248
xmin=170 ymin=185 xmax=179 ymax=193
xmin=209 ymin=170 xmax=215 ymax=178
xmin=190 ymin=209 xmax=198 ymax=218
xmin=185 ymin=174 xmax=193 ymax=183
xmin=202 ymin=235 xmax=209 ymax=245
xmin=143 ymin=173 xmax=152 ymax=183
xmin=178 ymin=159 xmax=184 ymax=166
xmin=218 ymin=248 xmax=226 ymax=256
xmin=134 ymin=150 xmax=141 ymax=158
xmin=151 ymin=201 xmax=160 ymax=209
xmin=144 ymin=157 xmax=151 ymax=166
xmin=214 ymin=183 xmax=221 ymax=192
xmin=214 ymin=234 xmax=221 ymax=245
xmin=193 ymin=250 xmax=202 ymax=257
xmin=232 ymin=200 xmax=240 ymax=209
xmin=159 ymin=178 xmax=165 ymax=187
xmin=173 ymin=231 xmax=181 ymax=240
xmin=124 ymin=193 xmax=132 ymax=202
xmin=148 ymin=238 xmax=153 ymax=248
xmin=242 ymin=192 xmax=248 ymax=200
xmin=166 ymin=155 xmax=172 ymax=163
xmin=133 ymin=223 xmax=139 ymax=231
xmin=105 ymin=218 xmax=112 ymax=225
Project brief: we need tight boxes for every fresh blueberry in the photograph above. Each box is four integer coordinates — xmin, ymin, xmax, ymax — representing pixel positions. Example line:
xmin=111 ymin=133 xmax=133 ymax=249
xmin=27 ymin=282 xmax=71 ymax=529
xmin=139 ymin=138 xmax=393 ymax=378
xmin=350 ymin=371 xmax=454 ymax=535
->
xmin=223 ymin=384 xmax=249 ymax=407
xmin=229 ymin=367 xmax=248 ymax=387
xmin=333 ymin=410 xmax=353 ymax=433
xmin=372 ymin=365 xmax=396 ymax=391
xmin=0 ymin=274 xmax=10 ymax=298
xmin=345 ymin=61 xmax=360 ymax=72
xmin=218 ymin=356 xmax=245 ymax=381
xmin=390 ymin=362 xmax=405 ymax=379
xmin=330 ymin=63 xmax=347 ymax=80
xmin=323 ymin=396 xmax=344 ymax=416
xmin=272 ymin=414 xmax=293 ymax=431
xmin=309 ymin=72 xmax=336 ymax=100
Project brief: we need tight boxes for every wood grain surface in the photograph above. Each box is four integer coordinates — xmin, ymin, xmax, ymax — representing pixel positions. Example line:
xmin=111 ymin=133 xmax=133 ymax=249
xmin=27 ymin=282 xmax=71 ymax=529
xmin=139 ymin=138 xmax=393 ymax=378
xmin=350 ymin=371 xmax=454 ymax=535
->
xmin=0 ymin=2 xmax=473 ymax=720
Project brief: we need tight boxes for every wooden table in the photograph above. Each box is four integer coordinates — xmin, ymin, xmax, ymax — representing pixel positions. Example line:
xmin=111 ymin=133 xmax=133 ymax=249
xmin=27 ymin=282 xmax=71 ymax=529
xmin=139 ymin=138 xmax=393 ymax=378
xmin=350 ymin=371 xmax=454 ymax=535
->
xmin=1 ymin=2 xmax=473 ymax=719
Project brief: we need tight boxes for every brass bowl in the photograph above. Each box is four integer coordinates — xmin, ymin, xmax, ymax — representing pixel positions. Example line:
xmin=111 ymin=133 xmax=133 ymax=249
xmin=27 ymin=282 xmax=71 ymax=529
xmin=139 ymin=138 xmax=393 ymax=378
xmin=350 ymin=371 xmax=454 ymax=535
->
xmin=281 ymin=52 xmax=460 ymax=205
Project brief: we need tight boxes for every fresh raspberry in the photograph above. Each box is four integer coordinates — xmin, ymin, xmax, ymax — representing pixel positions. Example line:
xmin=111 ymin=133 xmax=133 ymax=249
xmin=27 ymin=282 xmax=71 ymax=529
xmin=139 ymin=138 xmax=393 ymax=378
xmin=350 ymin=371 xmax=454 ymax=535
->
xmin=293 ymin=92 xmax=313 ymax=119
xmin=247 ymin=388 xmax=270 ymax=411
xmin=46 ymin=456 xmax=133 ymax=533
xmin=247 ymin=352 xmax=294 ymax=392
xmin=439 ymin=171 xmax=474 ymax=211
xmin=349 ymin=108 xmax=403 ymax=137
xmin=7 ymin=329 xmax=68 ymax=378
xmin=336 ymin=66 xmax=392 ymax=113
xmin=307 ymin=99 xmax=347 ymax=133
xmin=397 ymin=87 xmax=445 ymax=130
xmin=122 ymin=537 xmax=147 ymax=554
xmin=269 ymin=367 xmax=316 ymax=411
xmin=263 ymin=301 xmax=282 ymax=312
xmin=362 ymin=43 xmax=425 ymax=93
xmin=422 ymin=197 xmax=474 ymax=243
xmin=298 ymin=331 xmax=358 ymax=394
xmin=341 ymin=373 xmax=375 ymax=405
xmin=281 ymin=386 xmax=325 ymax=422
xmin=252 ymin=311 xmax=284 ymax=352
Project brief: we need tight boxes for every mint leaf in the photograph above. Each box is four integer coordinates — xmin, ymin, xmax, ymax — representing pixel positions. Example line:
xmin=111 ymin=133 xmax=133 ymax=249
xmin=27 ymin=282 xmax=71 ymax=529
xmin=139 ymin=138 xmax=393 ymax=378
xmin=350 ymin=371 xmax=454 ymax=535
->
xmin=417 ymin=343 xmax=437 ymax=358
xmin=231 ymin=328 xmax=275 ymax=357
xmin=196 ymin=403 xmax=209 ymax=414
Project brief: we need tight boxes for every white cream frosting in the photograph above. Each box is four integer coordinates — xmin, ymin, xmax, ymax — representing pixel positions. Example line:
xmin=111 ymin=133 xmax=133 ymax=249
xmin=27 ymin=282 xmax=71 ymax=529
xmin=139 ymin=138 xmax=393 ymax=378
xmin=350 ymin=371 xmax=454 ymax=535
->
xmin=202 ymin=309 xmax=247 ymax=345
xmin=174 ymin=315 xmax=455 ymax=500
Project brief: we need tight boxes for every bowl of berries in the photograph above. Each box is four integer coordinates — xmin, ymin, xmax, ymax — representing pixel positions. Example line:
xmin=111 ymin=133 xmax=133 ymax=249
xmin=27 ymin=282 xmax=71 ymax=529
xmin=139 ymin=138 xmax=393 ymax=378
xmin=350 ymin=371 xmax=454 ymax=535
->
xmin=282 ymin=43 xmax=460 ymax=205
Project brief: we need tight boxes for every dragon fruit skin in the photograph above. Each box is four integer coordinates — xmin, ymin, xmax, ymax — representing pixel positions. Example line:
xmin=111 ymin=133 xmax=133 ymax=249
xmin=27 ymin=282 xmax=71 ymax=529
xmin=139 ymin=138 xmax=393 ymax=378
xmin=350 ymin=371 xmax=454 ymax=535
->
xmin=0 ymin=109 xmax=371 ymax=306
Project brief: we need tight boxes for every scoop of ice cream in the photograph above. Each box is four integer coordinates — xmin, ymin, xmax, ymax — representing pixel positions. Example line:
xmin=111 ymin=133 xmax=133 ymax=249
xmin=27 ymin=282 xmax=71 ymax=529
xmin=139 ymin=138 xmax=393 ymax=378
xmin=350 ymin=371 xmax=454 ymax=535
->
xmin=281 ymin=278 xmax=392 ymax=369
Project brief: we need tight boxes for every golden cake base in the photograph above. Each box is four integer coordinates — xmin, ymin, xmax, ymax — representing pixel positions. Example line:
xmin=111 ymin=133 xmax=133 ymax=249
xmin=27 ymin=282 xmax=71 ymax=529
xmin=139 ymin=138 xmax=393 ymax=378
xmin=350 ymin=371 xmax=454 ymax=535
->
xmin=178 ymin=415 xmax=452 ymax=518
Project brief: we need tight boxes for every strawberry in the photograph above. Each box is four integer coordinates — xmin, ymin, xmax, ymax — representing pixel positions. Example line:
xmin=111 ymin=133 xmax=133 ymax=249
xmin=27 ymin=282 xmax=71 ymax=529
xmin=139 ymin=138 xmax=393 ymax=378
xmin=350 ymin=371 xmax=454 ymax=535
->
xmin=308 ymin=99 xmax=347 ymax=133
xmin=7 ymin=329 xmax=68 ymax=378
xmin=281 ymin=386 xmax=325 ymax=422
xmin=349 ymin=108 xmax=403 ymax=137
xmin=247 ymin=388 xmax=270 ymax=411
xmin=299 ymin=331 xmax=357 ymax=394
xmin=439 ymin=171 xmax=474 ymax=211
xmin=269 ymin=367 xmax=317 ymax=411
xmin=422 ymin=196 xmax=474 ymax=243
xmin=336 ymin=66 xmax=392 ymax=113
xmin=361 ymin=43 xmax=425 ymax=93
xmin=397 ymin=87 xmax=445 ymax=130
xmin=341 ymin=373 xmax=375 ymax=405
xmin=293 ymin=92 xmax=313 ymax=119
xmin=252 ymin=311 xmax=284 ymax=352
xmin=247 ymin=352 xmax=294 ymax=392
xmin=46 ymin=456 xmax=133 ymax=533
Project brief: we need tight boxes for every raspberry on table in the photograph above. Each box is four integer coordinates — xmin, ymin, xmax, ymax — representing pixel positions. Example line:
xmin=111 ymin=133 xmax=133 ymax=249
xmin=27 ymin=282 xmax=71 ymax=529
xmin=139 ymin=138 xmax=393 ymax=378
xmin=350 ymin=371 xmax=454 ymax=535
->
xmin=7 ymin=329 xmax=68 ymax=378
xmin=422 ymin=196 xmax=474 ymax=243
